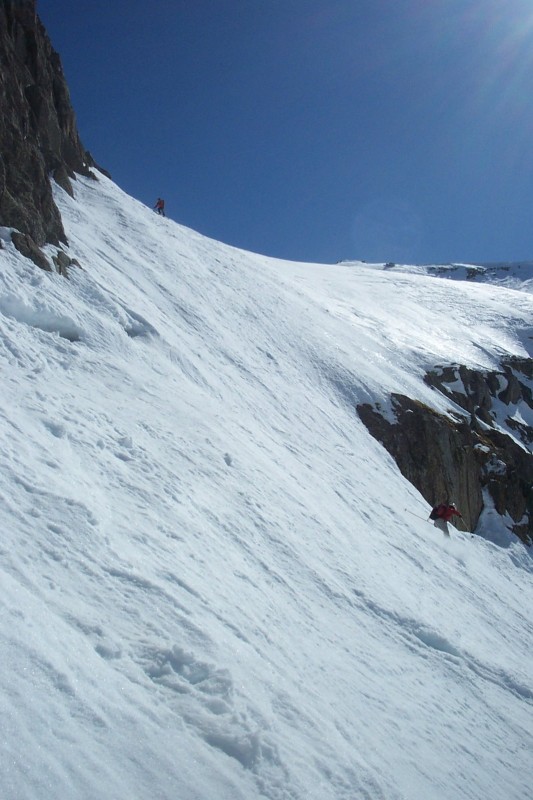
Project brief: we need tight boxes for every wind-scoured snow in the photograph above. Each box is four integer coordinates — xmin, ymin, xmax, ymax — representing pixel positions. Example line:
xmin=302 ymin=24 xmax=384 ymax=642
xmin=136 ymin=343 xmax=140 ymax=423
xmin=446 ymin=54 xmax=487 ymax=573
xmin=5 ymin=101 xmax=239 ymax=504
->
xmin=1 ymin=175 xmax=532 ymax=800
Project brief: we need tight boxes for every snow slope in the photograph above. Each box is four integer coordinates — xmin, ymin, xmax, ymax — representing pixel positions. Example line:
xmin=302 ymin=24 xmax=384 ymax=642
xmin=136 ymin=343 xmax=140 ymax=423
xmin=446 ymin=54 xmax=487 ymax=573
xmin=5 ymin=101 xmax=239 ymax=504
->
xmin=0 ymin=175 xmax=532 ymax=800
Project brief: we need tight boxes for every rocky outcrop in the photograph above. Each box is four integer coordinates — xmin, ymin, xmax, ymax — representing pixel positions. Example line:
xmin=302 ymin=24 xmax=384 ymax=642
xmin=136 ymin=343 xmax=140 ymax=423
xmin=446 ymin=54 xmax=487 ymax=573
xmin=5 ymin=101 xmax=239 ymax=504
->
xmin=0 ymin=0 xmax=105 ymax=260
xmin=357 ymin=360 xmax=533 ymax=546
xmin=424 ymin=359 xmax=533 ymax=445
xmin=11 ymin=230 xmax=51 ymax=270
xmin=51 ymin=248 xmax=80 ymax=277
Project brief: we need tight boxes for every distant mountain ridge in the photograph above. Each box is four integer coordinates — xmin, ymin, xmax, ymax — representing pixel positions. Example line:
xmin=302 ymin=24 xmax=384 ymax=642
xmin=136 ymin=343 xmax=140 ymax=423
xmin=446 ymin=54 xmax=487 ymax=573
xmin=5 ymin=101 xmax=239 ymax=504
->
xmin=338 ymin=260 xmax=533 ymax=291
xmin=405 ymin=261 xmax=533 ymax=290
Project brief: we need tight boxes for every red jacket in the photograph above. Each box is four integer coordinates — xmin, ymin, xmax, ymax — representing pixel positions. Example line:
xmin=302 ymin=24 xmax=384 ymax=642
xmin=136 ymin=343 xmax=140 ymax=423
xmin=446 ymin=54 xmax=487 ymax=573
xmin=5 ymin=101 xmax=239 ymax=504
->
xmin=436 ymin=504 xmax=462 ymax=522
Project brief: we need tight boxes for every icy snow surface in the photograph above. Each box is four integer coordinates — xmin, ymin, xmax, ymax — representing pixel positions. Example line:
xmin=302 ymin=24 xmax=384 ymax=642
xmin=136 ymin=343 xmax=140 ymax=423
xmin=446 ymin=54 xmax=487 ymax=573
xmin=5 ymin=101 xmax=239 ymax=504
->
xmin=1 ymin=175 xmax=532 ymax=800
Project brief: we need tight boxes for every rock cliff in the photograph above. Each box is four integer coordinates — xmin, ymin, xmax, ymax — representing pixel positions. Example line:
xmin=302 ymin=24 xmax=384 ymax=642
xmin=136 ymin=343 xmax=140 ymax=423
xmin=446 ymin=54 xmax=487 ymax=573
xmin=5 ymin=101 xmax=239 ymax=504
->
xmin=0 ymin=0 xmax=104 ymax=262
xmin=358 ymin=359 xmax=533 ymax=546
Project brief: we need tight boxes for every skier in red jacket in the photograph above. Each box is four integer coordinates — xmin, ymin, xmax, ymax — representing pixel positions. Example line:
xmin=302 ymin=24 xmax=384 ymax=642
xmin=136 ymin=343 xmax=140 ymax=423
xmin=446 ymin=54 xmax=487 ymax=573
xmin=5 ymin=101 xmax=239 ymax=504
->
xmin=431 ymin=503 xmax=463 ymax=537
xmin=154 ymin=197 xmax=165 ymax=216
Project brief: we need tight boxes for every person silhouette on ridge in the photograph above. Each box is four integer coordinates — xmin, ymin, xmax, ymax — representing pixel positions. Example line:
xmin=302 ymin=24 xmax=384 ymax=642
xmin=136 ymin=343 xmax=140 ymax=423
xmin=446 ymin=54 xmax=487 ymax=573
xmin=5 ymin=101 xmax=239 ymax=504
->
xmin=154 ymin=198 xmax=165 ymax=216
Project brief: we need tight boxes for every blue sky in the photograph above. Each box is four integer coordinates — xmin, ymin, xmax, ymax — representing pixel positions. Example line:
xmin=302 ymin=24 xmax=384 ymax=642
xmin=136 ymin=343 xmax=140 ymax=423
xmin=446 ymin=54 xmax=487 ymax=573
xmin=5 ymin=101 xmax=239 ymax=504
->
xmin=39 ymin=0 xmax=533 ymax=264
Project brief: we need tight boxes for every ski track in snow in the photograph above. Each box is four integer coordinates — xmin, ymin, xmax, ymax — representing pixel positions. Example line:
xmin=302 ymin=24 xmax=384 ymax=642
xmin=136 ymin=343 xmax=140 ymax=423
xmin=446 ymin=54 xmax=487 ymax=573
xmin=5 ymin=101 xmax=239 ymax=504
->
xmin=0 ymin=174 xmax=532 ymax=800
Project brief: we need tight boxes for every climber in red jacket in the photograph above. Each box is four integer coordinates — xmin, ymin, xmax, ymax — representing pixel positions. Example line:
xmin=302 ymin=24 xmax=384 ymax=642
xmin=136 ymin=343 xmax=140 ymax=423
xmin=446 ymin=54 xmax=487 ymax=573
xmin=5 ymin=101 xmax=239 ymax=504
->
xmin=430 ymin=503 xmax=463 ymax=536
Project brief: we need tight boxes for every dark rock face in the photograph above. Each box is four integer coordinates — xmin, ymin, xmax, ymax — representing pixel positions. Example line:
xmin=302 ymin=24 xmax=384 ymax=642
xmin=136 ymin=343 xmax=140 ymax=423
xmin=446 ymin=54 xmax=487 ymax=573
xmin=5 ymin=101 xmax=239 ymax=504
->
xmin=0 ymin=0 xmax=100 ymax=249
xmin=11 ymin=230 xmax=51 ymax=269
xmin=358 ymin=360 xmax=533 ymax=546
xmin=51 ymin=247 xmax=80 ymax=277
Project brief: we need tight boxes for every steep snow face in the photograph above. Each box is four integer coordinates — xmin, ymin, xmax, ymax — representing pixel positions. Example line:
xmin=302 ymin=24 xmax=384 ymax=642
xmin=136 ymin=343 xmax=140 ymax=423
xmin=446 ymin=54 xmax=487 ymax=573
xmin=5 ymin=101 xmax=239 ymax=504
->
xmin=0 ymin=175 xmax=532 ymax=800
